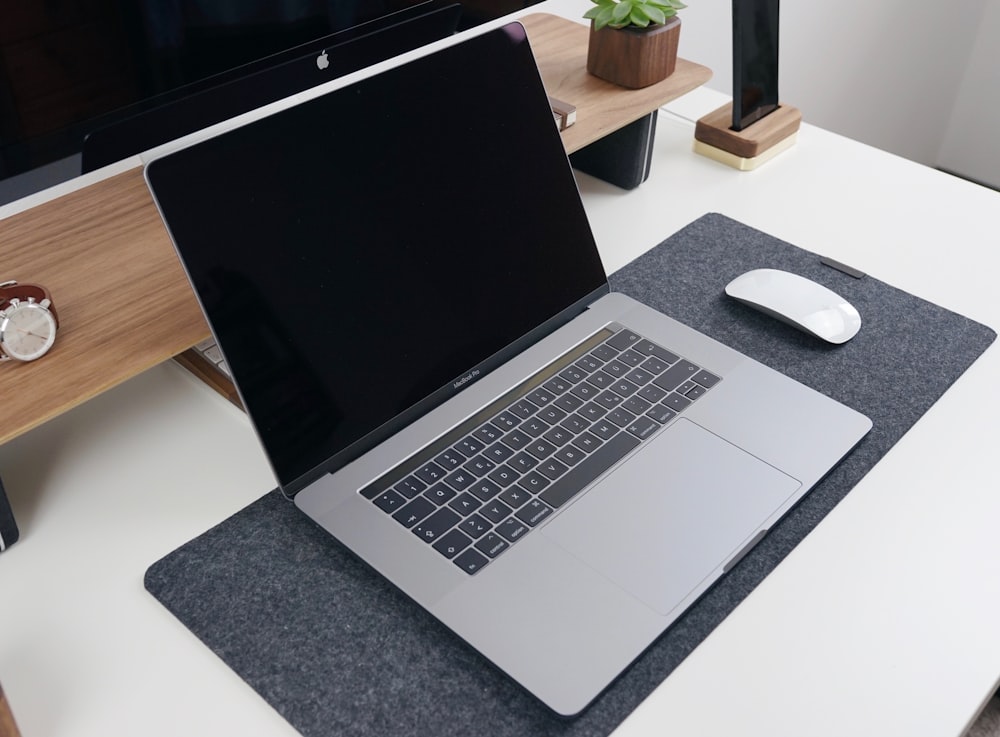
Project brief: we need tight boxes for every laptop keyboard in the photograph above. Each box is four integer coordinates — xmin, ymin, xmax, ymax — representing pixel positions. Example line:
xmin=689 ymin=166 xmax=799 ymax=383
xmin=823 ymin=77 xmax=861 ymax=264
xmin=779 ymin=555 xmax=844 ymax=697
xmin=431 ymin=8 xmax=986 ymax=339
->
xmin=361 ymin=326 xmax=721 ymax=575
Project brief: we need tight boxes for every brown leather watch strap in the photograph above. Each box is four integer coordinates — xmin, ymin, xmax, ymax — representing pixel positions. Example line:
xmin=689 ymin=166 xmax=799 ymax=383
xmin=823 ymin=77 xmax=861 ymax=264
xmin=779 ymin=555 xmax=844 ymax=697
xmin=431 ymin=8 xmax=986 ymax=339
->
xmin=0 ymin=281 xmax=58 ymax=327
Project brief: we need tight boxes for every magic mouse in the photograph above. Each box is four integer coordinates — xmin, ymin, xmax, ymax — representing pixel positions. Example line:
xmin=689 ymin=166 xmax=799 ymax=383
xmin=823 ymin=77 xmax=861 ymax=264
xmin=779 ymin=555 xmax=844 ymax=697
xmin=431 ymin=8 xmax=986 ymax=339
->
xmin=725 ymin=268 xmax=861 ymax=344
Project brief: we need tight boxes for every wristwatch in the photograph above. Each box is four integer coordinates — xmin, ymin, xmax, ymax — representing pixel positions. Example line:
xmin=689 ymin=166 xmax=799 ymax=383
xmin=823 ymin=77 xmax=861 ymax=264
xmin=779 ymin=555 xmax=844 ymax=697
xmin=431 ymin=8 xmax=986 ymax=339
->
xmin=0 ymin=280 xmax=59 ymax=362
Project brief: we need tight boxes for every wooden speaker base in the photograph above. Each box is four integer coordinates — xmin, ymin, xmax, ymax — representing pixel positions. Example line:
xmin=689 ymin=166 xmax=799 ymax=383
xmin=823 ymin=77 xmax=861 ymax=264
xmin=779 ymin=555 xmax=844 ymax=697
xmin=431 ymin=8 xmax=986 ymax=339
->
xmin=694 ymin=102 xmax=801 ymax=170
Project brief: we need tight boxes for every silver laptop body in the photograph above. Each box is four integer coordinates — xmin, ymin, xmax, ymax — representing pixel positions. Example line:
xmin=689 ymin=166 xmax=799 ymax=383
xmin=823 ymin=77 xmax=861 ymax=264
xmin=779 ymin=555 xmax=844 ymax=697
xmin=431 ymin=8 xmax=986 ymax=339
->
xmin=146 ymin=23 xmax=871 ymax=716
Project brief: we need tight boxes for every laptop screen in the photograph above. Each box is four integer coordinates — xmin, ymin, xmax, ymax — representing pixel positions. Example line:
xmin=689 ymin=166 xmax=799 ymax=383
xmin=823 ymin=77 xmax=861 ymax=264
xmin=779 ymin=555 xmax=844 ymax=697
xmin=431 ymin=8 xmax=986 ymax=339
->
xmin=147 ymin=24 xmax=608 ymax=491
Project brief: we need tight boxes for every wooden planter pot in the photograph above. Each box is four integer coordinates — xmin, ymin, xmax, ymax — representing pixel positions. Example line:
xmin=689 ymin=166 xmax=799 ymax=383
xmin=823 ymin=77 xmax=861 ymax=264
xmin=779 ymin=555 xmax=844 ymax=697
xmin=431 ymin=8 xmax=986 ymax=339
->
xmin=586 ymin=16 xmax=681 ymax=89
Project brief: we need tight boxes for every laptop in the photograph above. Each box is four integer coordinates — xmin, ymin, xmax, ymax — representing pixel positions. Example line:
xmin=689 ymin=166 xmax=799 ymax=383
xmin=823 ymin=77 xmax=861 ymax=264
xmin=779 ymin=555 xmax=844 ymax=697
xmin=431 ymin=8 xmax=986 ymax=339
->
xmin=145 ymin=22 xmax=872 ymax=716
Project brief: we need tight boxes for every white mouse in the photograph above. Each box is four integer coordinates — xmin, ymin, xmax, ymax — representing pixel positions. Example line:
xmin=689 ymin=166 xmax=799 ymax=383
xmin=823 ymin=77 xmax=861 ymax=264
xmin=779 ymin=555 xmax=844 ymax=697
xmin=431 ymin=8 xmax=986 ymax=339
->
xmin=724 ymin=268 xmax=861 ymax=344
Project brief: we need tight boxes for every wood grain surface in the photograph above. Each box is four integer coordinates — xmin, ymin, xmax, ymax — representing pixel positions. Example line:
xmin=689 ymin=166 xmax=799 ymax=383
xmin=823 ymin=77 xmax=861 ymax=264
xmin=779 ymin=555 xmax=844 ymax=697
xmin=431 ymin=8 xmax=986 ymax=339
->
xmin=523 ymin=14 xmax=711 ymax=152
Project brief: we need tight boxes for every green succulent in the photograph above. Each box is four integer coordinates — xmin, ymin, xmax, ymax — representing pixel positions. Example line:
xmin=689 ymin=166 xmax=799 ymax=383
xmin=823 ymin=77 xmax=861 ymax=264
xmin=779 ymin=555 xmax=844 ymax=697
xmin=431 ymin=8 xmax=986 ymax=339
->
xmin=584 ymin=0 xmax=686 ymax=30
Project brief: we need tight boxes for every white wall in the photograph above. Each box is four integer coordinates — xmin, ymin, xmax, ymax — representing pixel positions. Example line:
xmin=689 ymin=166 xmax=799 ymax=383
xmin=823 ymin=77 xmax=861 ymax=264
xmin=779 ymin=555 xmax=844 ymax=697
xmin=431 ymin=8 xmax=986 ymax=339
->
xmin=674 ymin=0 xmax=994 ymax=182
xmin=936 ymin=0 xmax=1000 ymax=188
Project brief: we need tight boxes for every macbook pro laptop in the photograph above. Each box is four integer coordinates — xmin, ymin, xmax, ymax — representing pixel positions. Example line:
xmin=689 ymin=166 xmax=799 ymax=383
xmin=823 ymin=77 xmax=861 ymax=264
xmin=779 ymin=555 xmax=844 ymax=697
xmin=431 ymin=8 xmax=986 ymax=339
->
xmin=145 ymin=23 xmax=872 ymax=716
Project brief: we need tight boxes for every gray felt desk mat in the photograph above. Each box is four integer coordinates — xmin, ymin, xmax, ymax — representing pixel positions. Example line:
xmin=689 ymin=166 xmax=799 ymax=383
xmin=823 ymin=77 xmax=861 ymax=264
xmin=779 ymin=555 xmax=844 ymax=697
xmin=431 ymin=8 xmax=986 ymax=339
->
xmin=145 ymin=213 xmax=995 ymax=737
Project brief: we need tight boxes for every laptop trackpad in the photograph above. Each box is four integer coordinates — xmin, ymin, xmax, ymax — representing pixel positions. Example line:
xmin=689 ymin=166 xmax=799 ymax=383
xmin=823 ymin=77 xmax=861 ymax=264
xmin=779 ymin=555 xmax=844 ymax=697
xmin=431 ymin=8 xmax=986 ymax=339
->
xmin=542 ymin=419 xmax=801 ymax=616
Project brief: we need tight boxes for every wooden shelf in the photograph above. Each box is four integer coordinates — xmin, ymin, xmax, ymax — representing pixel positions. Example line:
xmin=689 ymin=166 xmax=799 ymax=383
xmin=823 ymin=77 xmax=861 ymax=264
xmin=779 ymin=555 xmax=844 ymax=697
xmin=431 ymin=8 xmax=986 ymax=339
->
xmin=0 ymin=168 xmax=208 ymax=445
xmin=0 ymin=13 xmax=710 ymax=445
xmin=521 ymin=14 xmax=712 ymax=154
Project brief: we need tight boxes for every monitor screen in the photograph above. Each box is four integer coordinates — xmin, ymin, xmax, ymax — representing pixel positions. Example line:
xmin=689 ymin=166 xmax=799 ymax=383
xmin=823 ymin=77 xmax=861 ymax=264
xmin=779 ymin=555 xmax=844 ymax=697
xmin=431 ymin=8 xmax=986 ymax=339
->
xmin=0 ymin=0 xmax=537 ymax=204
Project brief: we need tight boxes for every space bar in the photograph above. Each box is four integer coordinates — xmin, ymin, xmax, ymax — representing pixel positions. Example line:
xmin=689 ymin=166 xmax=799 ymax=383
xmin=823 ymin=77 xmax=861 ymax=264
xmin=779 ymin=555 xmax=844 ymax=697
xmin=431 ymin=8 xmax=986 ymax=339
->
xmin=539 ymin=432 xmax=640 ymax=509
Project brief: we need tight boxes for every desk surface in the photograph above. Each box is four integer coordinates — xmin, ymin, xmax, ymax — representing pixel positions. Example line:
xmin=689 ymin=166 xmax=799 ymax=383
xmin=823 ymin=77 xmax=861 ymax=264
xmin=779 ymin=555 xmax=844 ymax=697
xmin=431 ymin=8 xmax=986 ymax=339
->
xmin=3 ymin=2 xmax=1000 ymax=735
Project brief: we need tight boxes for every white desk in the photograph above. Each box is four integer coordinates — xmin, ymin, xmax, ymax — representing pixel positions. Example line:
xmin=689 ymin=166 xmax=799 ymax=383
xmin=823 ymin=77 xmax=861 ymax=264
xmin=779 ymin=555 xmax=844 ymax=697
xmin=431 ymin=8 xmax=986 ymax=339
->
xmin=3 ymin=5 xmax=1000 ymax=734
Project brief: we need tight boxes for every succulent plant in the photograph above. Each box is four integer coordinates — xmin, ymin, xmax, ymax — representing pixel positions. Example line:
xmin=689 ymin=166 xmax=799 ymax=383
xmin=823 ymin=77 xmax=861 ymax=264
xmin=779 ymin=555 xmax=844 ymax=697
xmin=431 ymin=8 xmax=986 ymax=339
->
xmin=584 ymin=0 xmax=687 ymax=30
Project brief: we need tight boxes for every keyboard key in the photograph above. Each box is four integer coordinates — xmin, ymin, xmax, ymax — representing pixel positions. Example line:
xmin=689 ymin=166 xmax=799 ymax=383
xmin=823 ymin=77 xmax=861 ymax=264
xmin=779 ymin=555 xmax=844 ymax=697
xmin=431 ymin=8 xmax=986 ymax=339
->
xmin=572 ymin=431 xmax=603 ymax=453
xmin=501 ymin=429 xmax=532 ymax=450
xmin=637 ymin=383 xmax=668 ymax=403
xmin=554 ymin=445 xmax=585 ymax=466
xmin=526 ymin=387 xmax=555 ymax=407
xmin=475 ymin=533 xmax=509 ymax=558
xmin=519 ymin=417 xmax=550 ymax=438
xmin=685 ymin=384 xmax=707 ymax=400
xmin=578 ymin=402 xmax=607 ymax=421
xmin=586 ymin=371 xmax=614 ymax=389
xmin=374 ymin=490 xmax=406 ymax=513
xmin=455 ymin=436 xmax=485 ymax=457
xmin=634 ymin=339 xmax=678 ymax=364
xmin=646 ymin=405 xmax=677 ymax=424
xmin=606 ymin=330 xmax=641 ymax=351
xmin=435 ymin=449 xmax=465 ymax=469
xmin=525 ymin=438 xmax=557 ymax=460
xmin=493 ymin=412 xmax=519 ymax=431
xmin=602 ymin=360 xmax=630 ymax=378
xmin=496 ymin=517 xmax=530 ymax=543
xmin=480 ymin=500 xmax=513 ymax=524
xmin=509 ymin=452 xmax=539 ymax=473
xmin=509 ymin=400 xmax=536 ymax=419
xmin=640 ymin=356 xmax=670 ymax=375
xmin=484 ymin=442 xmax=515 ymax=463
xmin=463 ymin=454 xmax=496 ymax=477
xmin=576 ymin=355 xmax=602 ymax=373
xmin=536 ymin=458 xmax=569 ymax=481
xmin=543 ymin=376 xmax=571 ymax=395
xmin=474 ymin=423 xmax=503 ymax=444
xmin=393 ymin=476 xmax=426 ymax=499
xmin=500 ymin=484 xmax=533 ymax=507
xmin=488 ymin=465 xmax=520 ymax=487
xmin=593 ymin=390 xmax=624 ymax=411
xmin=589 ymin=420 xmax=619 ymax=440
xmin=433 ymin=529 xmax=473 ymax=558
xmin=609 ymin=379 xmax=640 ymax=398
xmin=617 ymin=349 xmax=646 ymax=367
xmin=626 ymin=416 xmax=660 ymax=439
xmin=468 ymin=478 xmax=502 ymax=502
xmin=590 ymin=343 xmax=618 ymax=362
xmin=515 ymin=499 xmax=553 ymax=526
xmin=514 ymin=472 xmax=549 ymax=496
xmin=559 ymin=365 xmax=586 ymax=384
xmin=693 ymin=370 xmax=721 ymax=388
xmin=542 ymin=426 xmax=572 ymax=446
xmin=662 ymin=393 xmax=693 ymax=412
xmin=448 ymin=492 xmax=482 ymax=515
xmin=625 ymin=367 xmax=655 ymax=386
xmin=393 ymin=496 xmax=437 ymax=528
xmin=444 ymin=468 xmax=475 ymax=491
xmin=677 ymin=380 xmax=698 ymax=395
xmin=539 ymin=432 xmax=640 ymax=509
xmin=622 ymin=396 xmax=652 ymax=415
xmin=653 ymin=362 xmax=700 ymax=392
xmin=454 ymin=548 xmax=489 ymax=574
xmin=424 ymin=483 xmax=458 ymax=505
xmin=414 ymin=461 xmax=446 ymax=485
xmin=459 ymin=513 xmax=491 ymax=538
xmin=560 ymin=413 xmax=590 ymax=434
xmin=606 ymin=408 xmax=637 ymax=428
xmin=537 ymin=405 xmax=567 ymax=425
xmin=412 ymin=507 xmax=461 ymax=543
xmin=570 ymin=382 xmax=599 ymax=401
xmin=553 ymin=393 xmax=584 ymax=412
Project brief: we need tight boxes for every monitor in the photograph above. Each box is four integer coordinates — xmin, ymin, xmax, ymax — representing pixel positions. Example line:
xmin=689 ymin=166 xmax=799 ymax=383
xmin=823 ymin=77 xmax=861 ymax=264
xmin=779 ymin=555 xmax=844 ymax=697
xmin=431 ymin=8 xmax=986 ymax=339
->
xmin=0 ymin=0 xmax=535 ymax=204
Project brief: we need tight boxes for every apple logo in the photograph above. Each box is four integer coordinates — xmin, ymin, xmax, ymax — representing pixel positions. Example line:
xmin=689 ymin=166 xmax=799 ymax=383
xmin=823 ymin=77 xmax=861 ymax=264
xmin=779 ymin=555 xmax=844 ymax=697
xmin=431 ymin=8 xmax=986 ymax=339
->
xmin=316 ymin=50 xmax=329 ymax=70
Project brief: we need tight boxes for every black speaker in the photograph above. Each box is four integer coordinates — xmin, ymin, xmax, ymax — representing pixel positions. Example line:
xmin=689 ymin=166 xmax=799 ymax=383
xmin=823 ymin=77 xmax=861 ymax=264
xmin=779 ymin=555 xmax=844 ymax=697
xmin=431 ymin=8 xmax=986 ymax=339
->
xmin=570 ymin=111 xmax=658 ymax=190
xmin=0 ymin=474 xmax=19 ymax=552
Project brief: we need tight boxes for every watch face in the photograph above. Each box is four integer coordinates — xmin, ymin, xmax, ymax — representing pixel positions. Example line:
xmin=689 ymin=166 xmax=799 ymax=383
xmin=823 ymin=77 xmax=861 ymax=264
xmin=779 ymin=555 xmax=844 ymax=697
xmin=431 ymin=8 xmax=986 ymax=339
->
xmin=0 ymin=300 xmax=57 ymax=361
